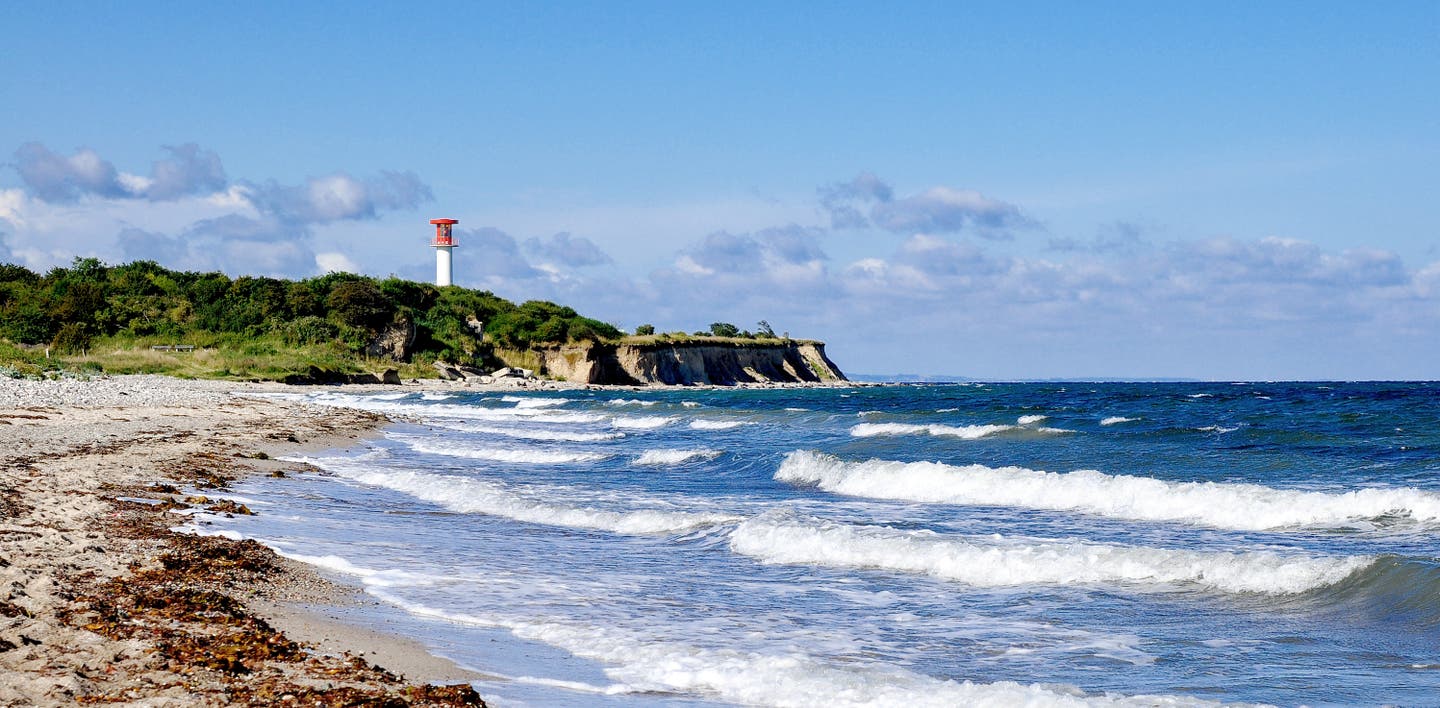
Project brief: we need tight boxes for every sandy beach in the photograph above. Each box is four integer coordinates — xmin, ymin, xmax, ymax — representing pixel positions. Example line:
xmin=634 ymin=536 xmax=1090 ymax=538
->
xmin=0 ymin=374 xmax=488 ymax=707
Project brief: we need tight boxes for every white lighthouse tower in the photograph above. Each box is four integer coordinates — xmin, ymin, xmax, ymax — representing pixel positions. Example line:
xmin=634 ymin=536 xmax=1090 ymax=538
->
xmin=430 ymin=218 xmax=458 ymax=287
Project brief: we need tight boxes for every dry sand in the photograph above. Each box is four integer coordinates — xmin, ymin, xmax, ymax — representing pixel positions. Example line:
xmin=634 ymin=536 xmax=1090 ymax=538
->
xmin=0 ymin=375 xmax=487 ymax=707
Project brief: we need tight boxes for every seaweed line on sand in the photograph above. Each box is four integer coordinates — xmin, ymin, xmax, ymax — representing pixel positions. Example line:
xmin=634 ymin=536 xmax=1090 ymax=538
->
xmin=0 ymin=379 xmax=485 ymax=707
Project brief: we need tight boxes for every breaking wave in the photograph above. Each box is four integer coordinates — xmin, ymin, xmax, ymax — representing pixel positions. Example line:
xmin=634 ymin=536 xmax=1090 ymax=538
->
xmin=325 ymin=466 xmax=736 ymax=535
xmin=501 ymin=396 xmax=573 ymax=409
xmin=689 ymin=420 xmax=750 ymax=431
xmin=391 ymin=435 xmax=610 ymax=464
xmin=775 ymin=451 xmax=1440 ymax=531
xmin=729 ymin=512 xmax=1370 ymax=594
xmin=428 ymin=422 xmax=624 ymax=443
xmin=634 ymin=449 xmax=723 ymax=466
xmin=850 ymin=422 xmax=1071 ymax=440
xmin=607 ymin=398 xmax=659 ymax=407
xmin=612 ymin=416 xmax=677 ymax=430
xmin=851 ymin=423 xmax=1015 ymax=439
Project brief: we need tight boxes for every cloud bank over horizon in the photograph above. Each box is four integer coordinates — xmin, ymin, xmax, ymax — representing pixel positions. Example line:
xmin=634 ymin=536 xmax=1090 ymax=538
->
xmin=2 ymin=142 xmax=1438 ymax=379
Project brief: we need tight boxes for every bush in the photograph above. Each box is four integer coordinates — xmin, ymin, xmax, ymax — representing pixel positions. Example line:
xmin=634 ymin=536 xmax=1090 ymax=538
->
xmin=280 ymin=316 xmax=339 ymax=345
xmin=326 ymin=280 xmax=392 ymax=330
xmin=635 ymin=324 xmax=655 ymax=336
xmin=51 ymin=322 xmax=92 ymax=355
xmin=709 ymin=322 xmax=740 ymax=338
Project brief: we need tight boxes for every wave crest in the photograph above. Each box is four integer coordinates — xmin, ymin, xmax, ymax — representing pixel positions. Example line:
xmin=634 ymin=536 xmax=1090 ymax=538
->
xmin=730 ymin=512 xmax=1370 ymax=594
xmin=775 ymin=450 xmax=1440 ymax=531
xmin=635 ymin=449 xmax=723 ymax=466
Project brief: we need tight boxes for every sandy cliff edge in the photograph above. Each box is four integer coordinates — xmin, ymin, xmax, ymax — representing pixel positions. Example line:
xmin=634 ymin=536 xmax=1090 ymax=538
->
xmin=531 ymin=339 xmax=847 ymax=385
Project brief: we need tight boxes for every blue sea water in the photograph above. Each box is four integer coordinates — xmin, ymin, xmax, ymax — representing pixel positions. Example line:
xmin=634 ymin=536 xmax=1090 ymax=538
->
xmin=198 ymin=383 xmax=1440 ymax=706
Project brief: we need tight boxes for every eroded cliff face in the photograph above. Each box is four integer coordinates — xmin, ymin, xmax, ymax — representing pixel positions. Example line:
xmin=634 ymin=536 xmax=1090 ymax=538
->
xmin=530 ymin=340 xmax=846 ymax=385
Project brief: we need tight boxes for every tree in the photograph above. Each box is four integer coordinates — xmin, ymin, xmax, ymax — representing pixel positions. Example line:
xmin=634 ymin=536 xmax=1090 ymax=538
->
xmin=757 ymin=320 xmax=775 ymax=337
xmin=326 ymin=280 xmax=392 ymax=330
xmin=709 ymin=322 xmax=740 ymax=338
xmin=635 ymin=324 xmax=655 ymax=336
xmin=51 ymin=322 xmax=92 ymax=355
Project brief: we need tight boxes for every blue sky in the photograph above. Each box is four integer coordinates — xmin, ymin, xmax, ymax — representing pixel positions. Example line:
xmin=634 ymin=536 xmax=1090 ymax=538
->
xmin=2 ymin=2 xmax=1437 ymax=379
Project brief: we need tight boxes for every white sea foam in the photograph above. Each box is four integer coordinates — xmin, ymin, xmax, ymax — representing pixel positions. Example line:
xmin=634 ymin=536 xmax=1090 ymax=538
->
xmin=527 ymin=413 xmax=610 ymax=424
xmin=776 ymin=450 xmax=1440 ymax=531
xmin=634 ymin=449 xmax=722 ymax=466
xmin=606 ymin=398 xmax=658 ymax=407
xmin=430 ymin=423 xmax=624 ymax=443
xmin=1017 ymin=414 xmax=1048 ymax=425
xmin=502 ymin=396 xmax=573 ymax=409
xmin=612 ymin=416 xmax=677 ymax=430
xmin=681 ymin=401 xmax=701 ymax=408
xmin=391 ymin=435 xmax=610 ymax=464
xmin=363 ymin=591 xmax=1223 ymax=708
xmin=729 ymin=513 xmax=1370 ymax=594
xmin=170 ymin=525 xmax=244 ymax=541
xmin=421 ymin=392 xmax=455 ymax=401
xmin=1196 ymin=425 xmax=1239 ymax=434
xmin=851 ymin=422 xmax=1017 ymax=439
xmin=1188 ymin=393 xmax=1213 ymax=399
xmin=278 ymin=552 xmax=385 ymax=578
xmin=1101 ymin=417 xmax=1138 ymax=426
xmin=293 ymin=393 xmax=578 ymax=421
xmin=689 ymin=420 xmax=749 ymax=431
xmin=335 ymin=467 xmax=736 ymax=534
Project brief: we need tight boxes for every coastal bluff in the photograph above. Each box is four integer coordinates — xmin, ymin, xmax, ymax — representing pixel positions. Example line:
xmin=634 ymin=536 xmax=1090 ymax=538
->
xmin=523 ymin=339 xmax=846 ymax=385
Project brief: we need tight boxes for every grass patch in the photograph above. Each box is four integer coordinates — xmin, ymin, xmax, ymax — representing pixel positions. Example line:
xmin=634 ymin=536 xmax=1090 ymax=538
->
xmin=49 ymin=334 xmax=440 ymax=381
xmin=0 ymin=340 xmax=65 ymax=379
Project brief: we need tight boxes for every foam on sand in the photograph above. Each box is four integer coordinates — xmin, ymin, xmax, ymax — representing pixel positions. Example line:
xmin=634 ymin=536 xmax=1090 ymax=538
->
xmin=728 ymin=512 xmax=1370 ymax=594
xmin=776 ymin=450 xmax=1440 ymax=531
xmin=357 ymin=590 xmax=1226 ymax=708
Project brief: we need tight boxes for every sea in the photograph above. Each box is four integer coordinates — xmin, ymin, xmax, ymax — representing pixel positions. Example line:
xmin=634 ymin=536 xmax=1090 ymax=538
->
xmin=191 ymin=382 xmax=1440 ymax=707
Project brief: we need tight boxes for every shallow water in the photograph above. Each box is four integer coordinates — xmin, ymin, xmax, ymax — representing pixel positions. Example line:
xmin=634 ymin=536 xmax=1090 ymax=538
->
xmin=200 ymin=382 xmax=1440 ymax=706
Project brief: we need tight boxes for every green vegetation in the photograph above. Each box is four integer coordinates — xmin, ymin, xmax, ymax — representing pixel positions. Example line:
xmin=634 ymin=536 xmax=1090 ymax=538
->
xmin=0 ymin=257 xmax=622 ymax=379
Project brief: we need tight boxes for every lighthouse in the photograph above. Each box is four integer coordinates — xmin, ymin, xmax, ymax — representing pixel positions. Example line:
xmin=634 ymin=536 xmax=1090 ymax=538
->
xmin=429 ymin=218 xmax=458 ymax=287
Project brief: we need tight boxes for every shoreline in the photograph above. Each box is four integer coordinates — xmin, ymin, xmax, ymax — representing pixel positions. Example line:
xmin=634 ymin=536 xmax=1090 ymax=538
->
xmin=0 ymin=374 xmax=486 ymax=706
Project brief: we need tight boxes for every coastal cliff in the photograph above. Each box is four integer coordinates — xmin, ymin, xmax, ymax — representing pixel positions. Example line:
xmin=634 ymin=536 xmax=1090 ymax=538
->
xmin=524 ymin=340 xmax=846 ymax=385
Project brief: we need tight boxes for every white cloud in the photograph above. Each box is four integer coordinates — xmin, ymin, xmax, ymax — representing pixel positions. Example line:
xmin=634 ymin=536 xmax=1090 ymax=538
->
xmin=315 ymin=251 xmax=360 ymax=273
xmin=1 ymin=142 xmax=433 ymax=277
xmin=819 ymin=172 xmax=1031 ymax=237
xmin=524 ymin=232 xmax=613 ymax=268
xmin=12 ymin=143 xmax=227 ymax=203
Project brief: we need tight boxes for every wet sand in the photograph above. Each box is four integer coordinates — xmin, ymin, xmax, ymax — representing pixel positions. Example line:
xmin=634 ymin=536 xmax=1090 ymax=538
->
xmin=0 ymin=375 xmax=486 ymax=706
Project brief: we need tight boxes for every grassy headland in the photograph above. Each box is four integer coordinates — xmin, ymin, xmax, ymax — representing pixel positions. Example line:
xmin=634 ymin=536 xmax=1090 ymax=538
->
xmin=0 ymin=258 xmax=803 ymax=381
xmin=0 ymin=257 xmax=622 ymax=380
